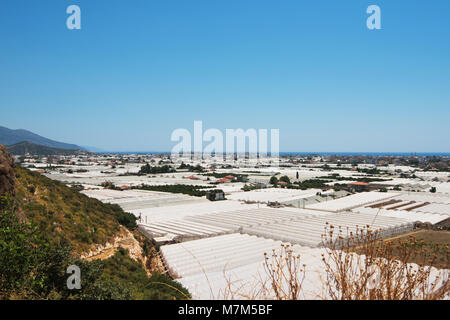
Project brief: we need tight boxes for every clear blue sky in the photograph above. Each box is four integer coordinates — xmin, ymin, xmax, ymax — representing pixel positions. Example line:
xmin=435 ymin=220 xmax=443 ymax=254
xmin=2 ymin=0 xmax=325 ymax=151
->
xmin=0 ymin=0 xmax=449 ymax=152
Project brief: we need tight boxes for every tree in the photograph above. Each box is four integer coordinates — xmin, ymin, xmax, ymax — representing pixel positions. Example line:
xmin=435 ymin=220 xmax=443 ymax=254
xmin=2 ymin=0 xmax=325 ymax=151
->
xmin=0 ymin=197 xmax=73 ymax=299
xmin=0 ymin=197 xmax=42 ymax=296
xmin=269 ymin=176 xmax=278 ymax=186
xmin=111 ymin=205 xmax=137 ymax=229
xmin=139 ymin=164 xmax=175 ymax=175
xmin=279 ymin=176 xmax=291 ymax=184
xmin=430 ymin=187 xmax=437 ymax=193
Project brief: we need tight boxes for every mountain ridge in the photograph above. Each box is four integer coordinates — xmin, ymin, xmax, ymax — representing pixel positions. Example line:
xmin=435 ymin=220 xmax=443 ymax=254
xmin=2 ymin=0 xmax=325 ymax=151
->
xmin=7 ymin=141 xmax=86 ymax=156
xmin=0 ymin=126 xmax=83 ymax=150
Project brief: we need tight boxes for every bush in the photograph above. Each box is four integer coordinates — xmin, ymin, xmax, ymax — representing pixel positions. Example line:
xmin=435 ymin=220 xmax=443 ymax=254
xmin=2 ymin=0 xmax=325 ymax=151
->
xmin=134 ymin=184 xmax=210 ymax=197
xmin=27 ymin=185 xmax=36 ymax=194
xmin=279 ymin=176 xmax=291 ymax=184
xmin=114 ymin=209 xmax=137 ymax=230
xmin=139 ymin=164 xmax=175 ymax=175
xmin=291 ymin=179 xmax=331 ymax=190
xmin=269 ymin=176 xmax=278 ymax=185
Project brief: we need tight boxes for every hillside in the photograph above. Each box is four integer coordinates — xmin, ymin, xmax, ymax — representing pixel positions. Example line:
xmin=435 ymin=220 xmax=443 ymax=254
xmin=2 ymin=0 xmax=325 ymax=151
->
xmin=100 ymin=248 xmax=190 ymax=299
xmin=0 ymin=145 xmax=15 ymax=197
xmin=0 ymin=125 xmax=82 ymax=150
xmin=7 ymin=141 xmax=84 ymax=156
xmin=0 ymin=146 xmax=189 ymax=300
xmin=13 ymin=165 xmax=135 ymax=254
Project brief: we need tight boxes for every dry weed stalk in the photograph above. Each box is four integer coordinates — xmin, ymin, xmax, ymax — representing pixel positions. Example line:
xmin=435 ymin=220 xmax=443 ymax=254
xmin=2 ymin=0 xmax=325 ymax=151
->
xmin=262 ymin=244 xmax=306 ymax=300
xmin=220 ymin=269 xmax=269 ymax=300
xmin=220 ymin=243 xmax=307 ymax=300
xmin=221 ymin=226 xmax=448 ymax=300
xmin=321 ymin=224 xmax=450 ymax=300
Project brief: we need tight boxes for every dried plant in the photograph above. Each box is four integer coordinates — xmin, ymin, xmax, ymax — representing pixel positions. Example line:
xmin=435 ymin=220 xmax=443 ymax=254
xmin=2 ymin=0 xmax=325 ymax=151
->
xmin=220 ymin=226 xmax=449 ymax=300
xmin=220 ymin=244 xmax=307 ymax=300
xmin=261 ymin=244 xmax=306 ymax=300
xmin=321 ymin=224 xmax=450 ymax=300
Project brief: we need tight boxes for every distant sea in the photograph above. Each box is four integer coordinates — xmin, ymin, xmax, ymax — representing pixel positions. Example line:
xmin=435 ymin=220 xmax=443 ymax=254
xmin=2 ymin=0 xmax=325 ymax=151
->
xmin=98 ymin=151 xmax=450 ymax=157
xmin=279 ymin=152 xmax=450 ymax=157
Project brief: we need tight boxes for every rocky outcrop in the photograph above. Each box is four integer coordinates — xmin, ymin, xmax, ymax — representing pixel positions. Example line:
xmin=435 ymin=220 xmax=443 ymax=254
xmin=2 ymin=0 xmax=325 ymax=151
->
xmin=81 ymin=226 xmax=147 ymax=265
xmin=0 ymin=144 xmax=15 ymax=198
xmin=80 ymin=227 xmax=164 ymax=276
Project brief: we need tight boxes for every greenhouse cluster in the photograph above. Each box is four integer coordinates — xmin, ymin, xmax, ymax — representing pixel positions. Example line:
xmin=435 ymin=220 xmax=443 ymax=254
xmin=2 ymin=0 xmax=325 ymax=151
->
xmin=150 ymin=190 xmax=449 ymax=299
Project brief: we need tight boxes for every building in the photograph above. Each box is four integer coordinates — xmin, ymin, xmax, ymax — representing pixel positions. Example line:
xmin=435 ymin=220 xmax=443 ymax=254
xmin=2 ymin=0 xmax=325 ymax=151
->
xmin=347 ymin=181 xmax=369 ymax=192
xmin=206 ymin=190 xmax=225 ymax=201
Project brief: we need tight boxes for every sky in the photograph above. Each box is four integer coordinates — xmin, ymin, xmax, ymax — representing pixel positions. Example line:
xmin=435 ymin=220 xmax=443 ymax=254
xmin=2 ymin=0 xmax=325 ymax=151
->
xmin=0 ymin=0 xmax=449 ymax=152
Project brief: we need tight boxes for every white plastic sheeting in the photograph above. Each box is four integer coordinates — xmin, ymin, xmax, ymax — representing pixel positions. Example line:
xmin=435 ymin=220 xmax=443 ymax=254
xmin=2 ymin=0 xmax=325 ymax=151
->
xmin=143 ymin=206 xmax=411 ymax=246
xmin=411 ymin=203 xmax=450 ymax=216
xmin=132 ymin=201 xmax=261 ymax=223
xmin=305 ymin=192 xmax=399 ymax=212
xmin=242 ymin=212 xmax=413 ymax=247
xmin=357 ymin=192 xmax=450 ymax=223
xmin=353 ymin=207 xmax=449 ymax=224
xmin=139 ymin=219 xmax=234 ymax=240
xmin=226 ymin=188 xmax=322 ymax=203
xmin=82 ymin=188 xmax=201 ymax=210
xmin=160 ymin=234 xmax=283 ymax=278
xmin=161 ymin=234 xmax=330 ymax=299
xmin=162 ymin=235 xmax=448 ymax=300
xmin=395 ymin=193 xmax=450 ymax=204
xmin=176 ymin=251 xmax=328 ymax=300
xmin=184 ymin=208 xmax=320 ymax=229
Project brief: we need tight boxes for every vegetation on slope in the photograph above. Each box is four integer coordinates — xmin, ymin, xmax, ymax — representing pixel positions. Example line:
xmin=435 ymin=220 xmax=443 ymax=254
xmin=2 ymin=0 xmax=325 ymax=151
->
xmin=1 ymin=163 xmax=189 ymax=300
xmin=101 ymin=248 xmax=190 ymax=300
xmin=0 ymin=198 xmax=188 ymax=300
xmin=0 ymin=146 xmax=188 ymax=300
xmin=378 ymin=230 xmax=450 ymax=269
xmin=13 ymin=166 xmax=138 ymax=254
xmin=0 ymin=144 xmax=15 ymax=197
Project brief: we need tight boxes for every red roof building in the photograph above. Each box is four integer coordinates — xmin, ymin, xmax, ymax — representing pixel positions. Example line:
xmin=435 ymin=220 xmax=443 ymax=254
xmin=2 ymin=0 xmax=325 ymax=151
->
xmin=349 ymin=182 xmax=369 ymax=186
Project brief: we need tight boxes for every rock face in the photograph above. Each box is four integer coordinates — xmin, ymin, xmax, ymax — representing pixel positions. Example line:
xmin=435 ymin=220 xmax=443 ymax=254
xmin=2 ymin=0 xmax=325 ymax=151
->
xmin=0 ymin=144 xmax=15 ymax=197
xmin=80 ymin=226 xmax=155 ymax=275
